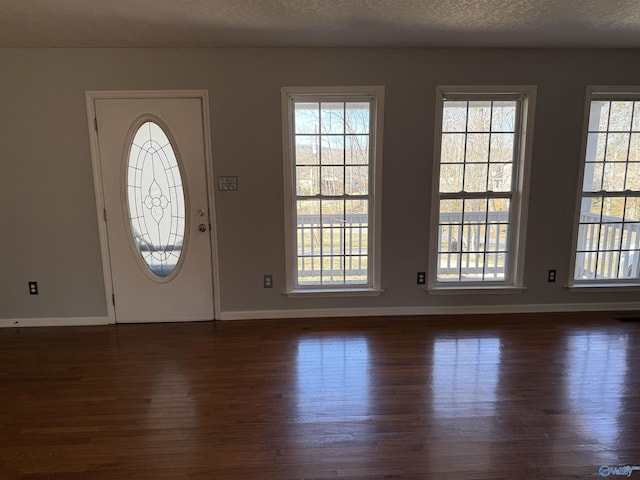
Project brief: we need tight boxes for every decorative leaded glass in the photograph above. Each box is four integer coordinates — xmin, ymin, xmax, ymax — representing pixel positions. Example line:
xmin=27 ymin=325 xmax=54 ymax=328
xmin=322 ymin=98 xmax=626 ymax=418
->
xmin=127 ymin=121 xmax=185 ymax=277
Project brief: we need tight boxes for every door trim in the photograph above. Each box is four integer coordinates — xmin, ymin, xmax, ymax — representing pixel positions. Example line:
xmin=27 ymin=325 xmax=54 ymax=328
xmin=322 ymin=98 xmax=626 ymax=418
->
xmin=85 ymin=90 xmax=221 ymax=323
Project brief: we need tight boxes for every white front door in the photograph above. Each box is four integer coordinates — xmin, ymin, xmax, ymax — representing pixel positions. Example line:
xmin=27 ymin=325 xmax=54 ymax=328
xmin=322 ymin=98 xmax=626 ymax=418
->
xmin=91 ymin=93 xmax=215 ymax=323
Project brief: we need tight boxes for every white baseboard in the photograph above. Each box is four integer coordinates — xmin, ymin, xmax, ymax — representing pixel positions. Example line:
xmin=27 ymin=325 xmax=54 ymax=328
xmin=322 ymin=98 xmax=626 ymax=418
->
xmin=4 ymin=302 xmax=639 ymax=325
xmin=0 ymin=316 xmax=113 ymax=328
xmin=218 ymin=302 xmax=640 ymax=321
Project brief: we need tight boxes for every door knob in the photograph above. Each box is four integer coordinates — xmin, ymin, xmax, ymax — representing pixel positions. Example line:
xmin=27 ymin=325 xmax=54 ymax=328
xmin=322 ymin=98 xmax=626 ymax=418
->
xmin=198 ymin=224 xmax=207 ymax=232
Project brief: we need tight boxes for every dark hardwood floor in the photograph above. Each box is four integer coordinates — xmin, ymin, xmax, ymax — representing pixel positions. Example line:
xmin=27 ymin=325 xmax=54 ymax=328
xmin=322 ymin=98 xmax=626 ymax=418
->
xmin=1 ymin=312 xmax=639 ymax=479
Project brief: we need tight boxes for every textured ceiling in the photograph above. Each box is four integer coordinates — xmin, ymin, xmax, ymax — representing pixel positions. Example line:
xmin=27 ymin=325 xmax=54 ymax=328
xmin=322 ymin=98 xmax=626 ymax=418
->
xmin=2 ymin=0 xmax=640 ymax=48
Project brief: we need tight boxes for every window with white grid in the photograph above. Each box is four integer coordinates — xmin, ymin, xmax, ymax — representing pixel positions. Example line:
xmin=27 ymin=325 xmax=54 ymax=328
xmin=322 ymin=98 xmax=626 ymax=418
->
xmin=572 ymin=89 xmax=640 ymax=284
xmin=430 ymin=86 xmax=536 ymax=289
xmin=282 ymin=87 xmax=384 ymax=293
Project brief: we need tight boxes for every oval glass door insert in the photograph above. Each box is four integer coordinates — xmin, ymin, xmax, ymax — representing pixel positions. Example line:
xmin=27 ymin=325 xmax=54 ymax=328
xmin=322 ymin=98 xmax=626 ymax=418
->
xmin=127 ymin=121 xmax=186 ymax=278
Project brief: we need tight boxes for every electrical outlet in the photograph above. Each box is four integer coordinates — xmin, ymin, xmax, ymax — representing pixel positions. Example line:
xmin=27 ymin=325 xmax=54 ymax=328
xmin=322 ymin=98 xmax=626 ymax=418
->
xmin=417 ymin=272 xmax=426 ymax=285
xmin=28 ymin=281 xmax=39 ymax=295
xmin=548 ymin=269 xmax=557 ymax=282
xmin=264 ymin=274 xmax=273 ymax=288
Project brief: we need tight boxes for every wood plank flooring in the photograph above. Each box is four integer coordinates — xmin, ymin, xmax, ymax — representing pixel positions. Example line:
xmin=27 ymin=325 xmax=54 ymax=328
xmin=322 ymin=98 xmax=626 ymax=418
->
xmin=1 ymin=312 xmax=639 ymax=479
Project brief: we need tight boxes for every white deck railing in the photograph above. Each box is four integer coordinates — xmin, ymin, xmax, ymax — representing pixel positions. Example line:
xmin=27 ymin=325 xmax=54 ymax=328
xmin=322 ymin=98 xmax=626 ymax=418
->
xmin=575 ymin=213 xmax=640 ymax=279
xmin=296 ymin=211 xmax=640 ymax=282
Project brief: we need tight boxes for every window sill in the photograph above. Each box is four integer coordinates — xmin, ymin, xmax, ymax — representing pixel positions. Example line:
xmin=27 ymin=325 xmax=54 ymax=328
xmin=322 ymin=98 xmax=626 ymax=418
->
xmin=427 ymin=285 xmax=527 ymax=295
xmin=567 ymin=283 xmax=640 ymax=293
xmin=284 ymin=287 xmax=385 ymax=298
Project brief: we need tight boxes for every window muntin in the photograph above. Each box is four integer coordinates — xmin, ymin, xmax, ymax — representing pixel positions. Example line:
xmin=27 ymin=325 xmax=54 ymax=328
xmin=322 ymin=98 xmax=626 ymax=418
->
xmin=283 ymin=88 xmax=383 ymax=292
xmin=573 ymin=93 xmax=640 ymax=283
xmin=431 ymin=87 xmax=535 ymax=288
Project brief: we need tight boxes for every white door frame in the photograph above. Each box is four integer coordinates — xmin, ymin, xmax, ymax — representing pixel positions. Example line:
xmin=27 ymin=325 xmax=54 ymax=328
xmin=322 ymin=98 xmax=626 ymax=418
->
xmin=85 ymin=90 xmax=221 ymax=323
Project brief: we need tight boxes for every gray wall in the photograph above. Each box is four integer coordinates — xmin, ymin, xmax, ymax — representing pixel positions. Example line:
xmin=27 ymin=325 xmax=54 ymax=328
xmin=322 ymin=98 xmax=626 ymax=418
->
xmin=1 ymin=48 xmax=639 ymax=320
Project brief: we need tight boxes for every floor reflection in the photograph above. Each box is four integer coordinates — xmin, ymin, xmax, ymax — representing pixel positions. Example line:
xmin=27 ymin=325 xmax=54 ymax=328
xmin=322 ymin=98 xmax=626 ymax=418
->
xmin=148 ymin=362 xmax=197 ymax=420
xmin=296 ymin=337 xmax=370 ymax=422
xmin=427 ymin=336 xmax=502 ymax=473
xmin=566 ymin=331 xmax=629 ymax=446
xmin=432 ymin=337 xmax=501 ymax=418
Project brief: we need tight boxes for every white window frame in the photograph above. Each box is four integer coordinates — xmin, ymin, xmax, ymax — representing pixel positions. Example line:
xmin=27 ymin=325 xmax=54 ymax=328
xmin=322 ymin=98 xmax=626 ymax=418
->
xmin=569 ymin=86 xmax=640 ymax=290
xmin=281 ymin=86 xmax=384 ymax=296
xmin=428 ymin=85 xmax=537 ymax=293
